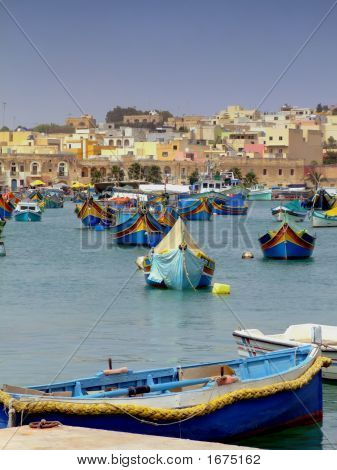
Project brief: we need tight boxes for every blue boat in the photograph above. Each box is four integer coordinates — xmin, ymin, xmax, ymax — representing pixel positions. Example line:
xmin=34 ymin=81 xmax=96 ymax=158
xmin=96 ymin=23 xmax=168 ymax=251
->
xmin=272 ymin=199 xmax=307 ymax=222
xmin=259 ymin=217 xmax=315 ymax=259
xmin=143 ymin=218 xmax=215 ymax=289
xmin=111 ymin=210 xmax=164 ymax=246
xmin=0 ymin=346 xmax=328 ymax=442
xmin=0 ymin=195 xmax=14 ymax=218
xmin=178 ymin=198 xmax=212 ymax=220
xmin=156 ymin=206 xmax=179 ymax=234
xmin=14 ymin=201 xmax=42 ymax=222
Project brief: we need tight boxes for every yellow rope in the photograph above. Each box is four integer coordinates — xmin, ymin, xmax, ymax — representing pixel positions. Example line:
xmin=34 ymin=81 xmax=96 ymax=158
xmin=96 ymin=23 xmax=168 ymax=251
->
xmin=0 ymin=357 xmax=330 ymax=423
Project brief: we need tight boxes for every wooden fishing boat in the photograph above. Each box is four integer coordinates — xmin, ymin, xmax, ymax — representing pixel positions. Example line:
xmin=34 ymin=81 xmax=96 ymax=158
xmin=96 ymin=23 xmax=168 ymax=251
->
xmin=0 ymin=217 xmax=6 ymax=236
xmin=259 ymin=218 xmax=315 ymax=259
xmin=311 ymin=206 xmax=337 ymax=227
xmin=44 ymin=190 xmax=64 ymax=209
xmin=0 ymin=346 xmax=329 ymax=442
xmin=233 ymin=324 xmax=337 ymax=380
xmin=14 ymin=201 xmax=42 ymax=222
xmin=271 ymin=200 xmax=307 ymax=222
xmin=111 ymin=210 xmax=164 ymax=246
xmin=212 ymin=194 xmax=248 ymax=215
xmin=156 ymin=206 xmax=179 ymax=233
xmin=0 ymin=195 xmax=14 ymax=218
xmin=143 ymin=218 xmax=215 ymax=289
xmin=178 ymin=198 xmax=212 ymax=220
xmin=77 ymin=198 xmax=115 ymax=228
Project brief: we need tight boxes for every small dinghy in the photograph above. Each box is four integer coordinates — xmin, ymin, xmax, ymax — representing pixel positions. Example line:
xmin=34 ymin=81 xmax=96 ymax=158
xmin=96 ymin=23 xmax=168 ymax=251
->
xmin=0 ymin=346 xmax=328 ymax=442
xmin=233 ymin=324 xmax=337 ymax=380
xmin=271 ymin=200 xmax=307 ymax=222
xmin=142 ymin=217 xmax=215 ymax=289
xmin=14 ymin=201 xmax=42 ymax=222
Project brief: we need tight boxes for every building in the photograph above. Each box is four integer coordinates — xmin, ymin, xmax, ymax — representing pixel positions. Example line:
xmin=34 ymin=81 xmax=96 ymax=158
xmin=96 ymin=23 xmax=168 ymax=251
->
xmin=66 ymin=114 xmax=96 ymax=129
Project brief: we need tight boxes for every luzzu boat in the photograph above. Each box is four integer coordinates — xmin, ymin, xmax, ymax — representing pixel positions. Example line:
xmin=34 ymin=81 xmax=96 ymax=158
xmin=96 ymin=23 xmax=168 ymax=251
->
xmin=111 ymin=209 xmax=164 ymax=246
xmin=178 ymin=198 xmax=212 ymax=221
xmin=143 ymin=218 xmax=215 ymax=289
xmin=77 ymin=198 xmax=115 ymax=228
xmin=0 ymin=346 xmax=329 ymax=442
xmin=0 ymin=195 xmax=14 ymax=218
xmin=233 ymin=324 xmax=337 ymax=381
xmin=272 ymin=200 xmax=307 ymax=222
xmin=259 ymin=217 xmax=316 ymax=259
xmin=212 ymin=194 xmax=248 ymax=215
xmin=14 ymin=201 xmax=42 ymax=222
xmin=311 ymin=206 xmax=337 ymax=227
xmin=156 ymin=206 xmax=179 ymax=234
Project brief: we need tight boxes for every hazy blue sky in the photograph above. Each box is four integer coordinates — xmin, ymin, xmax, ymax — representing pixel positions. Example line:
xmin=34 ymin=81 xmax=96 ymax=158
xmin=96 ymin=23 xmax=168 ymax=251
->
xmin=1 ymin=0 xmax=337 ymax=127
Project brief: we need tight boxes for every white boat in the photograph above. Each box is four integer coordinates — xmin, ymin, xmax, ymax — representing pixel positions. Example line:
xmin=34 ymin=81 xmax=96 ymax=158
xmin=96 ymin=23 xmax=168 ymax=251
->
xmin=311 ymin=207 xmax=337 ymax=227
xmin=233 ymin=324 xmax=337 ymax=380
xmin=192 ymin=171 xmax=242 ymax=194
xmin=247 ymin=184 xmax=272 ymax=201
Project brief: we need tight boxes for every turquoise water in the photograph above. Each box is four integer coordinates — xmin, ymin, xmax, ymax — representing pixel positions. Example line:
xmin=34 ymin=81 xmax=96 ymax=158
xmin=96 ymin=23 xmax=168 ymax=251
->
xmin=0 ymin=201 xmax=337 ymax=449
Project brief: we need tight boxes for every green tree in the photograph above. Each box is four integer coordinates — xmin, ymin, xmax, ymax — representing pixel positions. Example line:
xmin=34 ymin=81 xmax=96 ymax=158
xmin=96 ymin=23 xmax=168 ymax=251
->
xmin=243 ymin=171 xmax=258 ymax=187
xmin=91 ymin=169 xmax=102 ymax=183
xmin=322 ymin=105 xmax=329 ymax=112
xmin=189 ymin=170 xmax=199 ymax=185
xmin=229 ymin=167 xmax=243 ymax=180
xmin=327 ymin=136 xmax=337 ymax=148
xmin=128 ymin=162 xmax=142 ymax=180
xmin=110 ymin=165 xmax=124 ymax=182
xmin=147 ymin=165 xmax=162 ymax=183
xmin=0 ymin=126 xmax=10 ymax=131
xmin=32 ymin=123 xmax=74 ymax=133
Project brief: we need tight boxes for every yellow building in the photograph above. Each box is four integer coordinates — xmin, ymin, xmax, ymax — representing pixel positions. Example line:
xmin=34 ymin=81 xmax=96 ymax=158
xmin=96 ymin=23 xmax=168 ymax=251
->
xmin=134 ymin=141 xmax=157 ymax=159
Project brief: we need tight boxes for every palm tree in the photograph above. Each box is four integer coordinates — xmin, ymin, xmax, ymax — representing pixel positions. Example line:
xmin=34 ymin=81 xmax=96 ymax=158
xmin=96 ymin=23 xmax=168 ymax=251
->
xmin=305 ymin=168 xmax=327 ymax=190
xmin=147 ymin=165 xmax=162 ymax=183
xmin=110 ymin=165 xmax=124 ymax=182
xmin=128 ymin=162 xmax=142 ymax=180
xmin=91 ymin=169 xmax=102 ymax=184
xmin=229 ymin=167 xmax=243 ymax=180
xmin=243 ymin=171 xmax=258 ymax=187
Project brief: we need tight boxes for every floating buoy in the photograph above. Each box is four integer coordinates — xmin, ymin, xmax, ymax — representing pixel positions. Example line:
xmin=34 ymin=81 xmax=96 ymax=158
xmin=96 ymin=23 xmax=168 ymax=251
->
xmin=136 ymin=256 xmax=145 ymax=270
xmin=212 ymin=283 xmax=230 ymax=295
xmin=242 ymin=251 xmax=254 ymax=259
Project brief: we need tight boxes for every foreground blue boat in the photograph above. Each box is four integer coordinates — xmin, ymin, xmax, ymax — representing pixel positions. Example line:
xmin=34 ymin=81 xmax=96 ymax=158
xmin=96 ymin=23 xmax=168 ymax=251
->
xmin=178 ymin=198 xmax=212 ymax=220
xmin=0 ymin=346 xmax=328 ymax=442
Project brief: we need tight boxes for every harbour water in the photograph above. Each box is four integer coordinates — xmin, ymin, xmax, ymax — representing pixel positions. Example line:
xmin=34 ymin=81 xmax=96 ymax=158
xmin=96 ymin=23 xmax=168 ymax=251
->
xmin=0 ymin=201 xmax=336 ymax=449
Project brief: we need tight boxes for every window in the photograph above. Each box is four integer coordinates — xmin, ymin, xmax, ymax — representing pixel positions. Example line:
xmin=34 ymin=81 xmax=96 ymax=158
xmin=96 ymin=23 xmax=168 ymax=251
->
xmin=290 ymin=169 xmax=295 ymax=176
xmin=263 ymin=169 xmax=267 ymax=175
xmin=162 ymin=152 xmax=168 ymax=157
xmin=209 ymin=183 xmax=214 ymax=188
xmin=279 ymin=136 xmax=283 ymax=141
xmin=19 ymin=164 xmax=24 ymax=172
xmin=20 ymin=180 xmax=24 ymax=186
xmin=202 ymin=182 xmax=208 ymax=188
xmin=278 ymin=169 xmax=282 ymax=176
xmin=116 ymin=139 xmax=122 ymax=147
xmin=173 ymin=145 xmax=177 ymax=150
xmin=124 ymin=139 xmax=130 ymax=146
xmin=11 ymin=163 xmax=17 ymax=174
xmin=58 ymin=162 xmax=66 ymax=177
xmin=269 ymin=136 xmax=273 ymax=141
xmin=215 ymin=183 xmax=221 ymax=189
xmin=31 ymin=162 xmax=39 ymax=175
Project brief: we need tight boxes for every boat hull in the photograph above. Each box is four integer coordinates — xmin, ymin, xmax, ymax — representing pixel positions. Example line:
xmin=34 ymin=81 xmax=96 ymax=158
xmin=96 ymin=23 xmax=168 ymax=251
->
xmin=233 ymin=333 xmax=337 ymax=380
xmin=14 ymin=211 xmax=41 ymax=222
xmin=259 ymin=223 xmax=315 ymax=259
xmin=247 ymin=191 xmax=272 ymax=201
xmin=311 ymin=211 xmax=337 ymax=227
xmin=0 ymin=371 xmax=322 ymax=442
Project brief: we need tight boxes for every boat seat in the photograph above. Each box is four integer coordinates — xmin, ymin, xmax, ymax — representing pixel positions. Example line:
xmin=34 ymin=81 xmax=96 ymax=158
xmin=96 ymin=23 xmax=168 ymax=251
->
xmin=3 ymin=384 xmax=72 ymax=397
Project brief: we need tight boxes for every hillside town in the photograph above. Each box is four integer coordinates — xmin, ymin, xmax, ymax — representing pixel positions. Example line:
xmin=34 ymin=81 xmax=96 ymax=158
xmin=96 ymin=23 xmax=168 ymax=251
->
xmin=1 ymin=103 xmax=337 ymax=192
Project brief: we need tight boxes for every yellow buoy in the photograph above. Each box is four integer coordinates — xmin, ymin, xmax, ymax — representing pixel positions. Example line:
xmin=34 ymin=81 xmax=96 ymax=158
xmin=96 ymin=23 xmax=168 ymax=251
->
xmin=212 ymin=283 xmax=231 ymax=295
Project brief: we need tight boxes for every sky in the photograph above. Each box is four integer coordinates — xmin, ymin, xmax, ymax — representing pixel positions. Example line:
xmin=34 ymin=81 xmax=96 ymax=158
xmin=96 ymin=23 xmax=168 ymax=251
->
xmin=1 ymin=0 xmax=337 ymax=127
